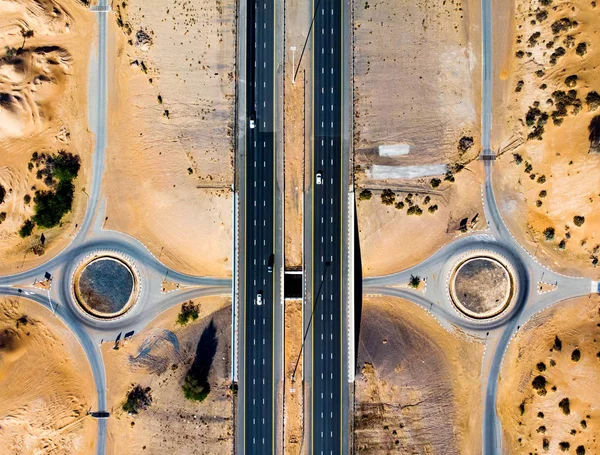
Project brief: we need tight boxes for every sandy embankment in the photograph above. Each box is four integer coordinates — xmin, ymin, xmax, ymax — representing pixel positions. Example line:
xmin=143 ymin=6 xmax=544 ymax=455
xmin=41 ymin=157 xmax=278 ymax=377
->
xmin=0 ymin=0 xmax=94 ymax=274
xmin=355 ymin=296 xmax=484 ymax=454
xmin=284 ymin=0 xmax=308 ymax=269
xmin=283 ymin=299 xmax=303 ymax=454
xmin=102 ymin=0 xmax=235 ymax=277
xmin=0 ymin=297 xmax=96 ymax=453
xmin=103 ymin=296 xmax=233 ymax=454
xmin=353 ymin=0 xmax=485 ymax=277
xmin=497 ymin=295 xmax=600 ymax=454
xmin=493 ymin=0 xmax=600 ymax=277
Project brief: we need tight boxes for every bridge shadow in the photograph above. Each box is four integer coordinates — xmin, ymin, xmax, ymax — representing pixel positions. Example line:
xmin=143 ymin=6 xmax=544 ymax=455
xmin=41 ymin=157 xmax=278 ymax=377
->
xmin=353 ymin=199 xmax=363 ymax=376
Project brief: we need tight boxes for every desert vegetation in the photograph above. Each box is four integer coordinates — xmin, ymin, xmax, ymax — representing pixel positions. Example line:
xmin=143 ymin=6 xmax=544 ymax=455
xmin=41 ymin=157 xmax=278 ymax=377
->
xmin=122 ymin=384 xmax=153 ymax=414
xmin=176 ymin=300 xmax=200 ymax=326
xmin=498 ymin=297 xmax=600 ymax=455
xmin=18 ymin=151 xmax=81 ymax=238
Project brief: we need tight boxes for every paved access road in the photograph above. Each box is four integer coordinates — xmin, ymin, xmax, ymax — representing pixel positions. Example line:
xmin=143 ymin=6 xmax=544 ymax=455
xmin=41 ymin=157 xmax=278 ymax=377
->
xmin=242 ymin=0 xmax=277 ymax=451
xmin=311 ymin=0 xmax=343 ymax=452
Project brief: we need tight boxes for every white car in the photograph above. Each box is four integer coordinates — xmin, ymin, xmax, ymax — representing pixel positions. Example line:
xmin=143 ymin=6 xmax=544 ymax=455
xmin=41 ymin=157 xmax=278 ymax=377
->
xmin=249 ymin=116 xmax=256 ymax=129
xmin=256 ymin=293 xmax=263 ymax=306
xmin=316 ymin=172 xmax=323 ymax=185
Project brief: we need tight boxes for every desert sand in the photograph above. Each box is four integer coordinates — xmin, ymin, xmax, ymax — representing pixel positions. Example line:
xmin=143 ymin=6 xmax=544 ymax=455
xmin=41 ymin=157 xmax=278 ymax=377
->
xmin=102 ymin=0 xmax=235 ymax=277
xmin=0 ymin=0 xmax=94 ymax=274
xmin=497 ymin=295 xmax=600 ymax=454
xmin=353 ymin=0 xmax=486 ymax=276
xmin=0 ymin=296 xmax=96 ymax=454
xmin=354 ymin=296 xmax=484 ymax=454
xmin=102 ymin=296 xmax=233 ymax=454
xmin=493 ymin=0 xmax=600 ymax=277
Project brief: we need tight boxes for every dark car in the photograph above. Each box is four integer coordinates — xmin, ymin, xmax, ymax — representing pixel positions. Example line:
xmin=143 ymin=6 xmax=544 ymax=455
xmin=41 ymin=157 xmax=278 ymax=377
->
xmin=267 ymin=253 xmax=275 ymax=273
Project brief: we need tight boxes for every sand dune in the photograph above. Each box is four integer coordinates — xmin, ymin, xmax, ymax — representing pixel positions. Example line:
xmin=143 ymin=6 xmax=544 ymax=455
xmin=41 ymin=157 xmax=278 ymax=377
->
xmin=0 ymin=0 xmax=94 ymax=274
xmin=0 ymin=297 xmax=96 ymax=454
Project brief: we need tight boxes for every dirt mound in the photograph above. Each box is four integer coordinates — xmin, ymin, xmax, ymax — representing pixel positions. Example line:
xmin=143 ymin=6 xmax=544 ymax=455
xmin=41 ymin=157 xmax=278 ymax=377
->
xmin=355 ymin=296 xmax=484 ymax=454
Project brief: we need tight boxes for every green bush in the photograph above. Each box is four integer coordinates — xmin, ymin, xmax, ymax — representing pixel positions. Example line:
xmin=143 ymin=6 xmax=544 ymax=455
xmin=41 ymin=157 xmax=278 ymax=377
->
xmin=428 ymin=204 xmax=438 ymax=214
xmin=532 ymin=375 xmax=547 ymax=392
xmin=430 ymin=178 xmax=441 ymax=188
xmin=358 ymin=189 xmax=372 ymax=201
xmin=573 ymin=215 xmax=585 ymax=227
xmin=122 ymin=385 xmax=152 ymax=414
xmin=558 ymin=397 xmax=570 ymax=415
xmin=0 ymin=212 xmax=6 ymax=224
xmin=585 ymin=91 xmax=600 ymax=110
xmin=408 ymin=275 xmax=421 ymax=289
xmin=177 ymin=300 xmax=200 ymax=326
xmin=554 ymin=336 xmax=562 ymax=351
xmin=182 ymin=372 xmax=210 ymax=402
xmin=18 ymin=220 xmax=34 ymax=238
xmin=571 ymin=349 xmax=581 ymax=361
xmin=576 ymin=42 xmax=587 ymax=56
xmin=543 ymin=227 xmax=555 ymax=241
xmin=537 ymin=362 xmax=546 ymax=372
xmin=380 ymin=189 xmax=395 ymax=206
xmin=51 ymin=151 xmax=81 ymax=182
xmin=32 ymin=180 xmax=75 ymax=229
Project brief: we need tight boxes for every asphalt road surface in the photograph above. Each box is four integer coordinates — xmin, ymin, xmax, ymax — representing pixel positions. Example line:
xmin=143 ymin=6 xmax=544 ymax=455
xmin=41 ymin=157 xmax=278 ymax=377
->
xmin=242 ymin=0 xmax=277 ymax=451
xmin=312 ymin=0 xmax=343 ymax=452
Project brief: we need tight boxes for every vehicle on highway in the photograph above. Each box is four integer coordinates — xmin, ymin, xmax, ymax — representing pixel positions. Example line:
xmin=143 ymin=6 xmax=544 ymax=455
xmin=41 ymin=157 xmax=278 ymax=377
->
xmin=316 ymin=171 xmax=323 ymax=185
xmin=249 ymin=112 xmax=256 ymax=129
xmin=267 ymin=254 xmax=274 ymax=273
xmin=256 ymin=292 xmax=263 ymax=306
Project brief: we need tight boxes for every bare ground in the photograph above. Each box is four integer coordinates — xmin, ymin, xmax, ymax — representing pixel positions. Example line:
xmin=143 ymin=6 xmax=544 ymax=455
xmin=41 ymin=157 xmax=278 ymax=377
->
xmin=102 ymin=0 xmax=235 ymax=277
xmin=0 ymin=297 xmax=96 ymax=454
xmin=103 ymin=296 xmax=233 ymax=454
xmin=354 ymin=296 xmax=484 ymax=454
xmin=353 ymin=0 xmax=485 ymax=276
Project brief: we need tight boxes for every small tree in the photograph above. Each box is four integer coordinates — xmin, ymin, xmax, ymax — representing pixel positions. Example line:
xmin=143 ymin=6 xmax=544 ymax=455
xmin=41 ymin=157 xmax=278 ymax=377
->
xmin=543 ymin=227 xmax=555 ymax=241
xmin=409 ymin=275 xmax=421 ymax=289
xmin=586 ymin=91 xmax=600 ymax=111
xmin=19 ymin=220 xmax=34 ymax=238
xmin=573 ymin=215 xmax=585 ymax=227
xmin=430 ymin=178 xmax=441 ymax=188
xmin=182 ymin=372 xmax=210 ymax=402
xmin=358 ymin=189 xmax=372 ymax=201
xmin=122 ymin=385 xmax=152 ymax=414
xmin=571 ymin=349 xmax=581 ymax=361
xmin=177 ymin=300 xmax=200 ymax=326
xmin=0 ymin=212 xmax=6 ymax=224
xmin=558 ymin=397 xmax=570 ymax=415
xmin=380 ymin=189 xmax=395 ymax=206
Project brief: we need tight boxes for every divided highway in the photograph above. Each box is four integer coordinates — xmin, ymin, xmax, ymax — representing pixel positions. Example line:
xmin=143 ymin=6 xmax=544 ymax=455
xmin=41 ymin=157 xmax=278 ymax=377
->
xmin=237 ymin=0 xmax=280 ymax=452
xmin=309 ymin=0 xmax=347 ymax=452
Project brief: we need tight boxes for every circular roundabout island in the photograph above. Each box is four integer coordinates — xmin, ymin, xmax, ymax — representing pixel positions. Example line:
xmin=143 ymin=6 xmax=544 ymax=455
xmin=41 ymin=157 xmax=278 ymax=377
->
xmin=449 ymin=253 xmax=517 ymax=320
xmin=73 ymin=255 xmax=139 ymax=319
